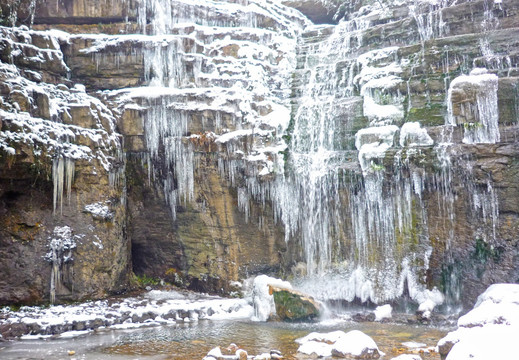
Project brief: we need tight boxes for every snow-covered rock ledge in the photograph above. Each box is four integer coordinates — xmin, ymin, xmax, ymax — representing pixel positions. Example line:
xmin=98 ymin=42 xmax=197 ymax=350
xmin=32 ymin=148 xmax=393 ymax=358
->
xmin=438 ymin=283 xmax=519 ymax=359
xmin=0 ymin=289 xmax=252 ymax=340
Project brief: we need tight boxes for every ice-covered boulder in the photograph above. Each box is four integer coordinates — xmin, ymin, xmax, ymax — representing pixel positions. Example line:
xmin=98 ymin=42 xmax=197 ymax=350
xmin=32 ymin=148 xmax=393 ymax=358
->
xmin=251 ymin=275 xmax=293 ymax=322
xmin=296 ymin=330 xmax=382 ymax=359
xmin=438 ymin=284 xmax=519 ymax=359
xmin=374 ymin=304 xmax=392 ymax=321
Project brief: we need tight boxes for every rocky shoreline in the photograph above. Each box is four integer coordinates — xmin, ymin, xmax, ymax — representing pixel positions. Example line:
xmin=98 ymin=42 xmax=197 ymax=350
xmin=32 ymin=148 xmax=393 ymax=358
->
xmin=0 ymin=288 xmax=456 ymax=341
xmin=0 ymin=288 xmax=252 ymax=340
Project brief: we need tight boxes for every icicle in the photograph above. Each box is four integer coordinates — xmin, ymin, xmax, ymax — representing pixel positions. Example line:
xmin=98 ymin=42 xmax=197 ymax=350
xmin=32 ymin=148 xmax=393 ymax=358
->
xmin=52 ymin=156 xmax=75 ymax=215
xmin=447 ymin=68 xmax=500 ymax=144
xmin=65 ymin=158 xmax=74 ymax=204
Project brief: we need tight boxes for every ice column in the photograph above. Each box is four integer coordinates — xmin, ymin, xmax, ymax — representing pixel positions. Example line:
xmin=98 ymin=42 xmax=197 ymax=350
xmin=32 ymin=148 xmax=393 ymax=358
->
xmin=52 ymin=156 xmax=75 ymax=215
xmin=447 ymin=68 xmax=500 ymax=144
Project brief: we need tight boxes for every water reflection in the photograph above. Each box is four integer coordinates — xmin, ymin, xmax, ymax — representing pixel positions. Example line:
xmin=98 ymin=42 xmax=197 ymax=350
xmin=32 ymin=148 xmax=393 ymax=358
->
xmin=1 ymin=319 xmax=448 ymax=360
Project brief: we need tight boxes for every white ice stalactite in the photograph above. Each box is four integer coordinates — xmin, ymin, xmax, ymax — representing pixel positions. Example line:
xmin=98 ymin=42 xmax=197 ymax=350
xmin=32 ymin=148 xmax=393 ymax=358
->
xmin=447 ymin=68 xmax=500 ymax=144
xmin=52 ymin=156 xmax=75 ymax=215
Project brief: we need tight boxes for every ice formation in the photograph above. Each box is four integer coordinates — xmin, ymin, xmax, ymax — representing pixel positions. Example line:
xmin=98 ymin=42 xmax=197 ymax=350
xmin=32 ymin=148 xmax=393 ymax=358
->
xmin=399 ymin=122 xmax=434 ymax=147
xmin=374 ymin=304 xmax=392 ymax=321
xmin=251 ymin=275 xmax=293 ymax=322
xmin=52 ymin=157 xmax=74 ymax=215
xmin=447 ymin=68 xmax=500 ymax=144
xmin=0 ymin=0 xmax=508 ymax=311
xmin=65 ymin=0 xmax=504 ymax=308
xmin=45 ymin=226 xmax=76 ymax=304
xmin=86 ymin=0 xmax=306 ymax=219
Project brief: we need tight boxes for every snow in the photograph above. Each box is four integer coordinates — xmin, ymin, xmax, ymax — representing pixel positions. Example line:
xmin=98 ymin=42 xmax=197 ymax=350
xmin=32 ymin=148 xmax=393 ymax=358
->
xmin=447 ymin=68 xmax=500 ymax=144
xmin=402 ymin=341 xmax=427 ymax=349
xmin=390 ymin=355 xmax=422 ymax=360
xmin=417 ymin=299 xmax=436 ymax=319
xmin=251 ymin=275 xmax=292 ymax=322
xmin=400 ymin=122 xmax=434 ymax=147
xmin=355 ymin=125 xmax=398 ymax=174
xmin=59 ymin=330 xmax=91 ymax=338
xmin=297 ymin=340 xmax=334 ymax=357
xmin=438 ymin=284 xmax=519 ymax=359
xmin=216 ymin=129 xmax=253 ymax=143
xmin=374 ymin=304 xmax=392 ymax=321
xmin=355 ymin=125 xmax=399 ymax=151
xmin=333 ymin=330 xmax=380 ymax=357
xmin=0 ymin=51 xmax=121 ymax=173
xmin=206 ymin=347 xmax=223 ymax=358
xmin=296 ymin=330 xmax=382 ymax=358
xmin=457 ymin=284 xmax=519 ymax=327
xmin=0 ymin=289 xmax=254 ymax=337
xmin=84 ymin=202 xmax=114 ymax=220
xmin=444 ymin=324 xmax=519 ymax=360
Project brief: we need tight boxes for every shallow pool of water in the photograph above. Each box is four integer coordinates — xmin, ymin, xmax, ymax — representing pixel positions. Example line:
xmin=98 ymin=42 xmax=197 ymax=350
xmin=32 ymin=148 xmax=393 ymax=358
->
xmin=0 ymin=318 xmax=449 ymax=360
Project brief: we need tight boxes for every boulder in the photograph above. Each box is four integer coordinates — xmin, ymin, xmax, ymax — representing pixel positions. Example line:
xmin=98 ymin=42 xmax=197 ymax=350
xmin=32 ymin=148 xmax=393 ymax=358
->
xmin=331 ymin=330 xmax=381 ymax=359
xmin=296 ymin=330 xmax=382 ymax=359
xmin=438 ymin=284 xmax=519 ymax=359
xmin=269 ymin=285 xmax=321 ymax=322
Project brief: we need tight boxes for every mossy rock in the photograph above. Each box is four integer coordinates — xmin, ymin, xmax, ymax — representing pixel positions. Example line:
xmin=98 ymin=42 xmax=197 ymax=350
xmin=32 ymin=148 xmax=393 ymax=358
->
xmin=270 ymin=285 xmax=320 ymax=322
xmin=406 ymin=104 xmax=446 ymax=126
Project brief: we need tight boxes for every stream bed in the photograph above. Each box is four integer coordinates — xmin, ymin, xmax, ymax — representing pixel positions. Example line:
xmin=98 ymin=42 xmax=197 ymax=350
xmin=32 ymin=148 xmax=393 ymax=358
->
xmin=1 ymin=317 xmax=449 ymax=359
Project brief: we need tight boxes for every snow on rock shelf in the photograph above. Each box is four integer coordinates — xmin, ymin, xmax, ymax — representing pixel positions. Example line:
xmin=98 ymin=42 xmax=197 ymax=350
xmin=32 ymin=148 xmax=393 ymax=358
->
xmin=0 ymin=289 xmax=253 ymax=339
xmin=438 ymin=284 xmax=519 ymax=359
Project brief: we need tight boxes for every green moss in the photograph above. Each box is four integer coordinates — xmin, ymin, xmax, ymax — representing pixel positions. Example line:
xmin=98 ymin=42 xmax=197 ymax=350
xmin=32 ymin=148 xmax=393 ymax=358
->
xmin=370 ymin=163 xmax=385 ymax=172
xmin=272 ymin=289 xmax=320 ymax=322
xmin=473 ymin=237 xmax=502 ymax=264
xmin=132 ymin=273 xmax=161 ymax=287
xmin=406 ymin=103 xmax=445 ymax=126
xmin=440 ymin=262 xmax=463 ymax=299
xmin=394 ymin=198 xmax=420 ymax=257
xmin=463 ymin=122 xmax=482 ymax=130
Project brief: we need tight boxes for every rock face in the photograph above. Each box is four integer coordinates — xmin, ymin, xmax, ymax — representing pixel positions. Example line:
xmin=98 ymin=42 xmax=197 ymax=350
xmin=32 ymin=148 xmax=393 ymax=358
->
xmin=0 ymin=0 xmax=519 ymax=308
xmin=0 ymin=26 xmax=129 ymax=304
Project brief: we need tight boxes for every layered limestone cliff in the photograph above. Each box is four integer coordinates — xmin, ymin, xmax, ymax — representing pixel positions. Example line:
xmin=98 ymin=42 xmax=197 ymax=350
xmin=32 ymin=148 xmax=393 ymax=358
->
xmin=0 ymin=0 xmax=518 ymax=308
xmin=0 ymin=26 xmax=129 ymax=304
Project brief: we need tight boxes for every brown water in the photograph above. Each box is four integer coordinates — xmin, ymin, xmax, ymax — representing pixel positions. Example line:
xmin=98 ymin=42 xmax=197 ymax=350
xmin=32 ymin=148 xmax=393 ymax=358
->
xmin=0 ymin=319 xmax=449 ymax=359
